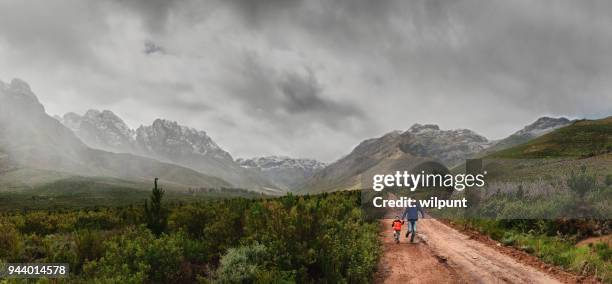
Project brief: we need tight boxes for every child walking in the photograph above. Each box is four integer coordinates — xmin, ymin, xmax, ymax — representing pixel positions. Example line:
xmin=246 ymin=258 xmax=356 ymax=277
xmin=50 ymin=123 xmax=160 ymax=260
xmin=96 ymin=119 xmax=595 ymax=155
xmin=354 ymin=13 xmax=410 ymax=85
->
xmin=391 ymin=216 xmax=404 ymax=244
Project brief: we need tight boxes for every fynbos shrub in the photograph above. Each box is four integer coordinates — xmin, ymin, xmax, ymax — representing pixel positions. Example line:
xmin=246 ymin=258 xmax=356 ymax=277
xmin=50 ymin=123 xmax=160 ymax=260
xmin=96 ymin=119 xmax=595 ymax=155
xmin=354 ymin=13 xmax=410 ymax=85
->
xmin=566 ymin=166 xmax=595 ymax=198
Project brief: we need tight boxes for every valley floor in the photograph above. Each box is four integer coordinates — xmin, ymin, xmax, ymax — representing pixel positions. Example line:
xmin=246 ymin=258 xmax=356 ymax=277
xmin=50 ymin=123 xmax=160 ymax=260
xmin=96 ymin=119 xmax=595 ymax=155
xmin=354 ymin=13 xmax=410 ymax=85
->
xmin=375 ymin=219 xmax=566 ymax=284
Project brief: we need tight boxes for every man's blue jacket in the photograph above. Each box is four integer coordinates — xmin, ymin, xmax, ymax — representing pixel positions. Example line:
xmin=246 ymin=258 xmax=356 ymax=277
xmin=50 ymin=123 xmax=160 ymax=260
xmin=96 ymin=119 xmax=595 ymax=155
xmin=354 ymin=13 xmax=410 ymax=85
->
xmin=402 ymin=202 xmax=425 ymax=220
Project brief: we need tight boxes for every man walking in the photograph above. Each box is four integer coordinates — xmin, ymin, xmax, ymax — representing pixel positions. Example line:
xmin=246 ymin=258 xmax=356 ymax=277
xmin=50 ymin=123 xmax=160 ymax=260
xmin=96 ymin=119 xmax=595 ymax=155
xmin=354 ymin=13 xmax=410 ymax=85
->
xmin=402 ymin=200 xmax=425 ymax=243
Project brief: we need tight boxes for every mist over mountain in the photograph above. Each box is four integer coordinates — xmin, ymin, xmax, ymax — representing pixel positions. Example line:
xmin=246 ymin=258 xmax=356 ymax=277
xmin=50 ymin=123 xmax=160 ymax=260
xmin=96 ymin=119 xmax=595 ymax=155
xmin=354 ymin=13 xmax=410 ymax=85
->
xmin=61 ymin=110 xmax=138 ymax=154
xmin=60 ymin=109 xmax=328 ymax=192
xmin=0 ymin=78 xmax=230 ymax=190
xmin=1 ymin=79 xmax=90 ymax=173
xmin=59 ymin=109 xmax=279 ymax=191
xmin=0 ymin=148 xmax=9 ymax=172
xmin=237 ymin=156 xmax=326 ymax=191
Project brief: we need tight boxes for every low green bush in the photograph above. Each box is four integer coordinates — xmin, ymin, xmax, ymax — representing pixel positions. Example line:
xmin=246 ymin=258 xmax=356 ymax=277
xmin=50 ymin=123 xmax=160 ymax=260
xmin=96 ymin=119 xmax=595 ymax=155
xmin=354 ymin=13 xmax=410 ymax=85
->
xmin=83 ymin=226 xmax=184 ymax=283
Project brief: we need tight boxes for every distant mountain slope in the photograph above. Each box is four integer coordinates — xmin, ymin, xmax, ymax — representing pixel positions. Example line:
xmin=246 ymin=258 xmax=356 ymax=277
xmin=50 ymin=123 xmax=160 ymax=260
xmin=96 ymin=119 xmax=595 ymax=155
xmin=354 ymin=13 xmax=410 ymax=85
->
xmin=490 ymin=117 xmax=612 ymax=159
xmin=236 ymin=156 xmax=326 ymax=191
xmin=0 ymin=78 xmax=230 ymax=190
xmin=299 ymin=124 xmax=490 ymax=193
xmin=487 ymin=117 xmax=573 ymax=152
xmin=60 ymin=110 xmax=279 ymax=191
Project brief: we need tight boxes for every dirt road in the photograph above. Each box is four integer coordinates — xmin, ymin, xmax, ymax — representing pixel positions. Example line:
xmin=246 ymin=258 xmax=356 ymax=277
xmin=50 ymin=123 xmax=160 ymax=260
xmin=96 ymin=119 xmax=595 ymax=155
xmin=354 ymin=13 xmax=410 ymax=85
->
xmin=376 ymin=219 xmax=561 ymax=284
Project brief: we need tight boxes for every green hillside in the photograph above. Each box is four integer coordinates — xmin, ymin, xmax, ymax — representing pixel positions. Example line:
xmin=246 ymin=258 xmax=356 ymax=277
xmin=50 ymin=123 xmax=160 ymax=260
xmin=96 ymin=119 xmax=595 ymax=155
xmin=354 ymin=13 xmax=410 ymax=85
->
xmin=490 ymin=117 xmax=612 ymax=159
xmin=0 ymin=175 xmax=265 ymax=210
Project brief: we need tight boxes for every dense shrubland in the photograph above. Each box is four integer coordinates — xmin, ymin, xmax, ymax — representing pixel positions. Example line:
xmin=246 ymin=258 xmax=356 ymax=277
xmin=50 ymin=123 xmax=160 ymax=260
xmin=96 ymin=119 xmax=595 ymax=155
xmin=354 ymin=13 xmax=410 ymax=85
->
xmin=0 ymin=190 xmax=380 ymax=283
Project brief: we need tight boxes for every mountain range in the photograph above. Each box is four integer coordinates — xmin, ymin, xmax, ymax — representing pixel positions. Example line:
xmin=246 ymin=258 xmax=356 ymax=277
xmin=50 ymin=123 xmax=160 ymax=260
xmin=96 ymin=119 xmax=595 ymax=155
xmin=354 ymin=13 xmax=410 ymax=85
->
xmin=0 ymin=79 xmax=230 ymax=191
xmin=59 ymin=111 xmax=277 ymax=191
xmin=297 ymin=117 xmax=578 ymax=193
xmin=0 ymin=78 xmax=593 ymax=196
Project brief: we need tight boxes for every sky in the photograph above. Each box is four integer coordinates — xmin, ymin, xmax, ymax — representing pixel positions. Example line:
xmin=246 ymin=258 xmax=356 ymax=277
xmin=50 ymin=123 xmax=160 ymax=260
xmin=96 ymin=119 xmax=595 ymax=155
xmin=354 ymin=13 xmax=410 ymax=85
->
xmin=0 ymin=0 xmax=611 ymax=162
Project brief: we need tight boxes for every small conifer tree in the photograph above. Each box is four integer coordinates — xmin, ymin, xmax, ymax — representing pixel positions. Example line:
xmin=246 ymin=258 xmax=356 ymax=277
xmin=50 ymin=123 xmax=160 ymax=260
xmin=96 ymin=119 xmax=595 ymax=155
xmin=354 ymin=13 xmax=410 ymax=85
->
xmin=145 ymin=178 xmax=167 ymax=235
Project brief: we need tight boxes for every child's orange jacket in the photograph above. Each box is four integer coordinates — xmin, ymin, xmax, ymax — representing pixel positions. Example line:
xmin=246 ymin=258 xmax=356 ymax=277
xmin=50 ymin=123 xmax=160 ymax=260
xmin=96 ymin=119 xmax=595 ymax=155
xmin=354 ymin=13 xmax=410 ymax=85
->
xmin=392 ymin=219 xmax=404 ymax=231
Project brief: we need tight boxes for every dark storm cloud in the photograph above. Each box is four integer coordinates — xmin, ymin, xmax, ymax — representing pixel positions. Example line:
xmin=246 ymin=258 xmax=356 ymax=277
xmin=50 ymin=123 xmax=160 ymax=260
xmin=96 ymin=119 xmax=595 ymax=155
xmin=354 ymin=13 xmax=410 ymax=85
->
xmin=220 ymin=0 xmax=612 ymax=117
xmin=1 ymin=0 xmax=611 ymax=161
xmin=224 ymin=52 xmax=368 ymax=133
xmin=277 ymin=70 xmax=368 ymax=132
xmin=279 ymin=71 xmax=334 ymax=113
xmin=279 ymin=70 xmax=361 ymax=117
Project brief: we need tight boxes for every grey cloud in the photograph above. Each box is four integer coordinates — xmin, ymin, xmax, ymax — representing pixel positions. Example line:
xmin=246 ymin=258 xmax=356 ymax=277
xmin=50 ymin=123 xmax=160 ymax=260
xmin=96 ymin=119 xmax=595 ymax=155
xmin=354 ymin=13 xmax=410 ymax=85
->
xmin=384 ymin=0 xmax=612 ymax=114
xmin=1 ymin=0 xmax=611 ymax=161
xmin=114 ymin=0 xmax=180 ymax=33
xmin=135 ymin=80 xmax=213 ymax=112
xmin=223 ymin=0 xmax=612 ymax=118
xmin=225 ymin=53 xmax=368 ymax=134
xmin=279 ymin=70 xmax=361 ymax=117
xmin=0 ymin=0 xmax=109 ymax=68
xmin=279 ymin=71 xmax=326 ymax=112
xmin=225 ymin=0 xmax=304 ymax=28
